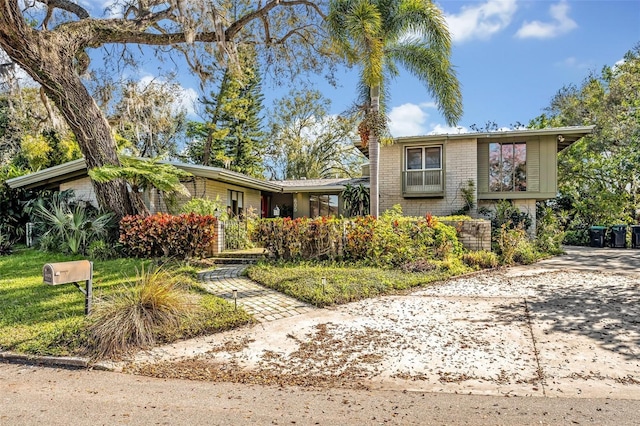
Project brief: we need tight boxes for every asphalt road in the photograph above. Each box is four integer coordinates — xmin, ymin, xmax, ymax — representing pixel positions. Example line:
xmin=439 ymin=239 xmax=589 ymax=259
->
xmin=1 ymin=362 xmax=639 ymax=425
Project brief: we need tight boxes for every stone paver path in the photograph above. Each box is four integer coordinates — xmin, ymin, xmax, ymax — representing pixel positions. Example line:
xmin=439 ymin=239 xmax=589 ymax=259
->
xmin=199 ymin=264 xmax=315 ymax=322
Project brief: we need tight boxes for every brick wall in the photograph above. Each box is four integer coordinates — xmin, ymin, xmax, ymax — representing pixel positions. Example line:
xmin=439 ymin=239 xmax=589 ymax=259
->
xmin=60 ymin=177 xmax=98 ymax=207
xmin=378 ymin=138 xmax=478 ymax=217
xmin=441 ymin=219 xmax=492 ymax=251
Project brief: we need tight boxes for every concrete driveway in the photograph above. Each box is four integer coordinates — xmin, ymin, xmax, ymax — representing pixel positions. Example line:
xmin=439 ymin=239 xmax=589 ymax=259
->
xmin=118 ymin=247 xmax=640 ymax=399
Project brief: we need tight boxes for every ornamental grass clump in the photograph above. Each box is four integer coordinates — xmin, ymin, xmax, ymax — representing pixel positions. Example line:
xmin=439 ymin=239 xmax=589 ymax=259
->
xmin=88 ymin=266 xmax=200 ymax=358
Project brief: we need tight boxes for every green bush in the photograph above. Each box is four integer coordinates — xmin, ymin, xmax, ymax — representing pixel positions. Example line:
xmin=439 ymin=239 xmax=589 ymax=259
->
xmin=535 ymin=206 xmax=565 ymax=254
xmin=252 ymin=208 xmax=462 ymax=267
xmin=88 ymin=239 xmax=119 ymax=260
xmin=462 ymin=250 xmax=499 ymax=269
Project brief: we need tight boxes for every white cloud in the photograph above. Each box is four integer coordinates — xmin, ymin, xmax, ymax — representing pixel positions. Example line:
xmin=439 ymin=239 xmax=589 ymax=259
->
xmin=556 ymin=56 xmax=593 ymax=70
xmin=516 ymin=1 xmax=577 ymax=39
xmin=445 ymin=0 xmax=518 ymax=43
xmin=388 ymin=103 xmax=429 ymax=137
xmin=429 ymin=124 xmax=469 ymax=135
xmin=137 ymin=75 xmax=199 ymax=117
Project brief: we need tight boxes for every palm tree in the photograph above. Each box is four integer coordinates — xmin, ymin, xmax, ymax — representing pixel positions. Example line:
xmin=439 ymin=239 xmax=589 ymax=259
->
xmin=327 ymin=0 xmax=463 ymax=217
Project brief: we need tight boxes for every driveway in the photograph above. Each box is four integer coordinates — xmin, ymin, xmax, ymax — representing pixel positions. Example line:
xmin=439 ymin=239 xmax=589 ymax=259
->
xmin=115 ymin=247 xmax=640 ymax=399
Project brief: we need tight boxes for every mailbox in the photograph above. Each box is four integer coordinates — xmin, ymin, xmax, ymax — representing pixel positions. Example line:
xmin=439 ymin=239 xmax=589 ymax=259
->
xmin=43 ymin=260 xmax=93 ymax=315
xmin=43 ymin=260 xmax=92 ymax=285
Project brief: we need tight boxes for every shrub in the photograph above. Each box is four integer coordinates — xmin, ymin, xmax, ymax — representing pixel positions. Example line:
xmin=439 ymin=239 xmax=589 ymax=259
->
xmin=462 ymin=250 xmax=499 ymax=269
xmin=88 ymin=239 xmax=119 ymax=260
xmin=119 ymin=213 xmax=217 ymax=259
xmin=252 ymin=207 xmax=463 ymax=267
xmin=0 ymin=225 xmax=14 ymax=256
xmin=535 ymin=206 xmax=565 ymax=254
xmin=496 ymin=224 xmax=533 ymax=265
xmin=399 ymin=259 xmax=438 ymax=273
xmin=87 ymin=266 xmax=200 ymax=358
xmin=181 ymin=196 xmax=227 ymax=220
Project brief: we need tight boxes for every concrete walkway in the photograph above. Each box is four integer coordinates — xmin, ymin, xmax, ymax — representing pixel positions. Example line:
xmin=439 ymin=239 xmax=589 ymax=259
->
xmin=199 ymin=264 xmax=315 ymax=322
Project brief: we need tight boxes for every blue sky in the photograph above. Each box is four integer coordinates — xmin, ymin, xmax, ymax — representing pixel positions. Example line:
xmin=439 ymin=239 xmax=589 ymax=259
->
xmin=298 ymin=0 xmax=640 ymax=136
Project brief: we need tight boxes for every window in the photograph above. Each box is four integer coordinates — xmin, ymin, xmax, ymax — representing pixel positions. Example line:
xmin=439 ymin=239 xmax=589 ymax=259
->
xmin=309 ymin=194 xmax=338 ymax=217
xmin=227 ymin=190 xmax=244 ymax=217
xmin=489 ymin=142 xmax=526 ymax=191
xmin=406 ymin=146 xmax=442 ymax=171
xmin=403 ymin=145 xmax=443 ymax=194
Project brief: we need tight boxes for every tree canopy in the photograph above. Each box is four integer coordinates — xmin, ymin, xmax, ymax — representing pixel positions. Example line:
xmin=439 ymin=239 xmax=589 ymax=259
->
xmin=531 ymin=44 xmax=640 ymax=241
xmin=0 ymin=0 xmax=330 ymax=218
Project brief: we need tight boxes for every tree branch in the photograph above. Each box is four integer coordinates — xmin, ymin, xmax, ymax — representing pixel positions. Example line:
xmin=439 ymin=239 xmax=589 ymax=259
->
xmin=41 ymin=0 xmax=89 ymax=19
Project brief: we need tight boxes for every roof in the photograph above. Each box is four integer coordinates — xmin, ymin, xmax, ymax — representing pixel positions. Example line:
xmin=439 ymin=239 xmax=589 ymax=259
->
xmin=5 ymin=158 xmax=365 ymax=193
xmin=356 ymin=125 xmax=595 ymax=157
xmin=277 ymin=177 xmax=369 ymax=193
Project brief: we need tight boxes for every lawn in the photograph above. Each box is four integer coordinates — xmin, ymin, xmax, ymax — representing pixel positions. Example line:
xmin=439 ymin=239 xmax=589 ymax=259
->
xmin=0 ymin=248 xmax=251 ymax=357
xmin=247 ymin=259 xmax=471 ymax=307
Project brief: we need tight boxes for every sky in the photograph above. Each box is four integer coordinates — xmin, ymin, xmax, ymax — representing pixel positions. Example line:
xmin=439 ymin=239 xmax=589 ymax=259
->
xmin=5 ymin=0 xmax=639 ymax=139
xmin=289 ymin=0 xmax=640 ymax=137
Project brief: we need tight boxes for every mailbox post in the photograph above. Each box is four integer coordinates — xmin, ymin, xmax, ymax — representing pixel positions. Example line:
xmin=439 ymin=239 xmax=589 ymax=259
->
xmin=43 ymin=260 xmax=93 ymax=315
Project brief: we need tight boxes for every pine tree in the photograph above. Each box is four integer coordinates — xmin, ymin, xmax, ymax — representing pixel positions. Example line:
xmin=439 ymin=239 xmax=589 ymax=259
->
xmin=187 ymin=46 xmax=265 ymax=178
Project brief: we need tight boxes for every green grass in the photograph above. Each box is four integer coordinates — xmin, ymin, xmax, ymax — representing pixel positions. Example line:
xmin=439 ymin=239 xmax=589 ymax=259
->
xmin=247 ymin=259 xmax=471 ymax=307
xmin=0 ymin=248 xmax=251 ymax=357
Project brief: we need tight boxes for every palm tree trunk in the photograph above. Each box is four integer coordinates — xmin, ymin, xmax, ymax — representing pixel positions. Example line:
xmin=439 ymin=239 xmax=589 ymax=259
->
xmin=369 ymin=85 xmax=381 ymax=218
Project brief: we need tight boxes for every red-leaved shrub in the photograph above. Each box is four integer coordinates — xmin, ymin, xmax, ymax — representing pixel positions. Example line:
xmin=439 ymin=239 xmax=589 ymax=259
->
xmin=119 ymin=213 xmax=217 ymax=259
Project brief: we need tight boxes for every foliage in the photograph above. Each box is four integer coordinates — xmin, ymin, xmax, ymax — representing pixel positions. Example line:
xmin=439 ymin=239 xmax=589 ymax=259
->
xmin=0 ymin=225 xmax=14 ymax=255
xmin=495 ymin=224 xmax=536 ymax=265
xmin=341 ymin=183 xmax=370 ymax=217
xmin=87 ymin=266 xmax=199 ymax=358
xmin=481 ymin=200 xmax=532 ymax=239
xmin=29 ymin=194 xmax=116 ymax=255
xmin=180 ymin=196 xmax=228 ymax=220
xmin=0 ymin=249 xmax=251 ymax=357
xmin=264 ymin=88 xmax=365 ymax=180
xmin=326 ymin=0 xmax=462 ymax=216
xmin=119 ymin=213 xmax=218 ymax=259
xmin=87 ymin=239 xmax=120 ymax=261
xmin=89 ymin=155 xmax=192 ymax=216
xmin=110 ymin=78 xmax=187 ymax=159
xmin=17 ymin=130 xmax=81 ymax=171
xmin=253 ymin=208 xmax=463 ymax=267
xmin=452 ymin=180 xmax=476 ymax=215
xmin=462 ymin=250 xmax=499 ymax=269
xmin=185 ymin=45 xmax=266 ymax=177
xmin=530 ymin=44 xmax=640 ymax=235
xmin=247 ymin=261 xmax=469 ymax=307
xmin=535 ymin=205 xmax=565 ymax=254
xmin=0 ymin=178 xmax=34 ymax=244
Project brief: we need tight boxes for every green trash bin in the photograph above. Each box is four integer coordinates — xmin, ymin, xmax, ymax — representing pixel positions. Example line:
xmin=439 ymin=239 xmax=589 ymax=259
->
xmin=631 ymin=225 xmax=640 ymax=249
xmin=610 ymin=225 xmax=627 ymax=248
xmin=589 ymin=226 xmax=607 ymax=248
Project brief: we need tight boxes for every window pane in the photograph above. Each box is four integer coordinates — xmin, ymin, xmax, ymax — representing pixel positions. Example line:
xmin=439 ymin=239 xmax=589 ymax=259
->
xmin=310 ymin=195 xmax=319 ymax=217
xmin=501 ymin=143 xmax=514 ymax=191
xmin=406 ymin=148 xmax=423 ymax=170
xmin=489 ymin=143 xmax=502 ymax=191
xmin=513 ymin=142 xmax=526 ymax=191
xmin=425 ymin=147 xmax=441 ymax=169
xmin=328 ymin=195 xmax=338 ymax=216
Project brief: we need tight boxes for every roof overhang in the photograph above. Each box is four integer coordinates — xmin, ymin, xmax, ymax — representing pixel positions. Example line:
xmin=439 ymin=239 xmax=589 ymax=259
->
xmin=5 ymin=158 xmax=87 ymax=189
xmin=356 ymin=125 xmax=595 ymax=157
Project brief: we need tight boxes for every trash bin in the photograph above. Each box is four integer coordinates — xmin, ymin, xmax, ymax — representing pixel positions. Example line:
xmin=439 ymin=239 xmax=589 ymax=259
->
xmin=610 ymin=225 xmax=627 ymax=248
xmin=589 ymin=226 xmax=607 ymax=248
xmin=631 ymin=225 xmax=640 ymax=249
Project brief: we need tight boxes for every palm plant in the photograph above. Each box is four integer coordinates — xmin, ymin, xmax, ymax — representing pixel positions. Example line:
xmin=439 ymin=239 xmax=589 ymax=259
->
xmin=88 ymin=156 xmax=192 ymax=216
xmin=34 ymin=197 xmax=115 ymax=255
xmin=327 ymin=0 xmax=463 ymax=217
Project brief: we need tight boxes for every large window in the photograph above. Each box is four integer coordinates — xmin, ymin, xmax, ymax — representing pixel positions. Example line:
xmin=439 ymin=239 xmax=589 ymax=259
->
xmin=489 ymin=142 xmax=526 ymax=192
xmin=309 ymin=194 xmax=338 ymax=217
xmin=227 ymin=190 xmax=244 ymax=217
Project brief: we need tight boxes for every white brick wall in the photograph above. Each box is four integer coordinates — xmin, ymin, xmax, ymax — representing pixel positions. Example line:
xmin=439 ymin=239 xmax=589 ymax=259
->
xmin=60 ymin=177 xmax=98 ymax=207
xmin=378 ymin=138 xmax=478 ymax=217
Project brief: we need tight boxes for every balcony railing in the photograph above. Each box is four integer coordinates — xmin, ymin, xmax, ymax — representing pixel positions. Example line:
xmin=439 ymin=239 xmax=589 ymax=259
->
xmin=402 ymin=169 xmax=444 ymax=196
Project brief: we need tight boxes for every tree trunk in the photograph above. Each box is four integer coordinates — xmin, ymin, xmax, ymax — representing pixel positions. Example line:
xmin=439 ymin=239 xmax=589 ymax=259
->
xmin=0 ymin=2 xmax=138 ymax=219
xmin=369 ymin=85 xmax=380 ymax=218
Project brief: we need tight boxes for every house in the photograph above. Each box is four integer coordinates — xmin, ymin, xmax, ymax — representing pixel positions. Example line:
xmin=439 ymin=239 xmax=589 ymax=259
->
xmin=369 ymin=125 xmax=594 ymax=233
xmin=6 ymin=126 xmax=593 ymax=234
xmin=4 ymin=157 xmax=365 ymax=219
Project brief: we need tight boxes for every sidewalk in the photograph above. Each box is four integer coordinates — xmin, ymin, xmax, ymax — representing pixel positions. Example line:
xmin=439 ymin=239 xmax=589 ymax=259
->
xmin=199 ymin=264 xmax=315 ymax=322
